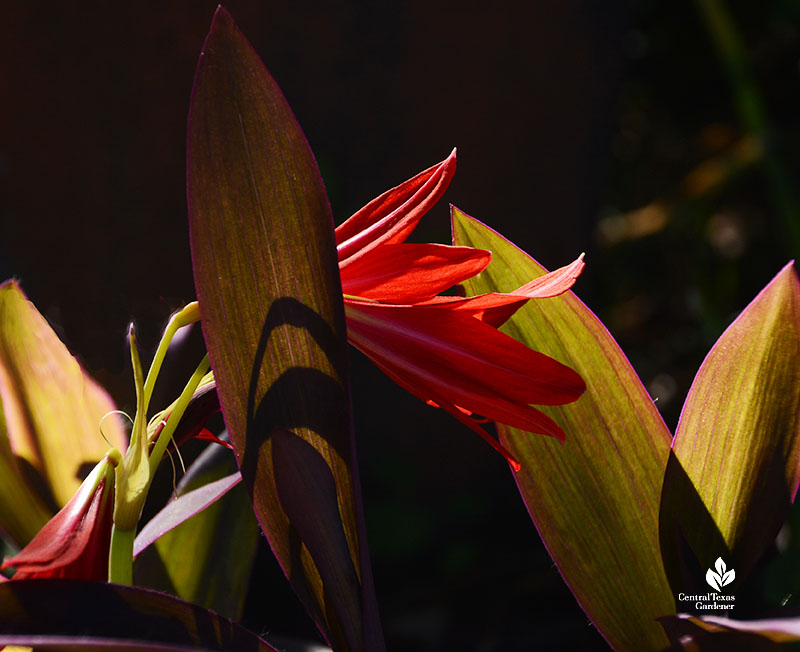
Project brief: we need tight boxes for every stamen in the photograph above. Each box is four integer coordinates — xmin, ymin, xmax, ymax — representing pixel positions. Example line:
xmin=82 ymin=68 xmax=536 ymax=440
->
xmin=99 ymin=410 xmax=134 ymax=447
xmin=342 ymin=293 xmax=380 ymax=302
xmin=174 ymin=444 xmax=187 ymax=477
xmin=164 ymin=447 xmax=178 ymax=495
xmin=148 ymin=354 xmax=210 ymax=477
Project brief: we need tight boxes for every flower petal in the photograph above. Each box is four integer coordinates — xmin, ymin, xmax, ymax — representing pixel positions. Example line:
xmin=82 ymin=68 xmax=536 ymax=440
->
xmin=2 ymin=456 xmax=114 ymax=581
xmin=347 ymin=301 xmax=584 ymax=406
xmin=346 ymin=301 xmax=583 ymax=461
xmin=151 ymin=378 xmax=221 ymax=451
xmin=340 ymin=242 xmax=490 ymax=303
xmin=336 ymin=150 xmax=457 ymax=265
xmin=420 ymin=253 xmax=586 ymax=327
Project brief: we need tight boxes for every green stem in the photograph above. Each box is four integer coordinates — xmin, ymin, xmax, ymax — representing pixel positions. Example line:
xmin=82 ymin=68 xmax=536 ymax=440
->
xmin=149 ymin=354 xmax=210 ymax=475
xmin=143 ymin=302 xmax=200 ymax=410
xmin=696 ymin=0 xmax=800 ymax=255
xmin=128 ymin=324 xmax=147 ymax=460
xmin=108 ymin=524 xmax=136 ymax=584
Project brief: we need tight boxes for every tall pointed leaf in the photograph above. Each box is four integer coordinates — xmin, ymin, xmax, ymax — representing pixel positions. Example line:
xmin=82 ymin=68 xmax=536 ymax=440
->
xmin=662 ymin=262 xmax=800 ymax=589
xmin=0 ymin=580 xmax=278 ymax=651
xmin=187 ymin=8 xmax=382 ymax=651
xmin=452 ymin=208 xmax=674 ymax=651
xmin=0 ymin=281 xmax=127 ymax=545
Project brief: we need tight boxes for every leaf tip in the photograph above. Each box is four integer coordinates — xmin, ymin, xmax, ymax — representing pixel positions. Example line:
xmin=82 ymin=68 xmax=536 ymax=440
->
xmin=210 ymin=4 xmax=236 ymax=32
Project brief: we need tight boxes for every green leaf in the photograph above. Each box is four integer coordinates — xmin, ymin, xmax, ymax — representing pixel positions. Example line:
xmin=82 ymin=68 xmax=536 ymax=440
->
xmin=134 ymin=445 xmax=257 ymax=620
xmin=0 ymin=281 xmax=127 ymax=545
xmin=0 ymin=579 xmax=278 ymax=651
xmin=661 ymin=262 xmax=800 ymax=591
xmin=187 ymin=8 xmax=382 ymax=651
xmin=452 ymin=208 xmax=674 ymax=651
xmin=0 ymin=386 xmax=51 ymax=547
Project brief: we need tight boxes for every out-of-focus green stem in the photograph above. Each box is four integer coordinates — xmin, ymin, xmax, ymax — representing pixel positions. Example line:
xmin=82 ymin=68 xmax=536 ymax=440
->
xmin=696 ymin=0 xmax=800 ymax=254
xmin=108 ymin=524 xmax=135 ymax=584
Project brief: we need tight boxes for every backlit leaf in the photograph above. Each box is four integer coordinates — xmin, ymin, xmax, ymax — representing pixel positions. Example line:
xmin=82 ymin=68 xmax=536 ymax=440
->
xmin=453 ymin=208 xmax=674 ymax=651
xmin=0 ymin=281 xmax=127 ymax=545
xmin=661 ymin=262 xmax=800 ymax=592
xmin=187 ymin=8 xmax=382 ymax=651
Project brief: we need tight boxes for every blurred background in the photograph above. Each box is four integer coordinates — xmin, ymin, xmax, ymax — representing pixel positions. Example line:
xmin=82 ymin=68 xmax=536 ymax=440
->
xmin=2 ymin=1 xmax=800 ymax=649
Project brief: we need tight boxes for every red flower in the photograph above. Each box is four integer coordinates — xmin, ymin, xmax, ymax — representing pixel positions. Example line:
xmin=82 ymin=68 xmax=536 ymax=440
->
xmin=1 ymin=453 xmax=116 ymax=581
xmin=337 ymin=151 xmax=586 ymax=470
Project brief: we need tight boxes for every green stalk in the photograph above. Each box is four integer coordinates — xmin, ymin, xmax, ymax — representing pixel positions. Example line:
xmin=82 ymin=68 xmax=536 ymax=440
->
xmin=110 ymin=306 xmax=203 ymax=576
xmin=149 ymin=354 xmax=210 ymax=476
xmin=696 ymin=0 xmax=800 ymax=254
xmin=108 ymin=523 xmax=136 ymax=584
xmin=143 ymin=302 xmax=200 ymax=409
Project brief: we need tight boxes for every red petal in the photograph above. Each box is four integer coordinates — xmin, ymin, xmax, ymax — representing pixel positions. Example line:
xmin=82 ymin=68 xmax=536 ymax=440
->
xmin=195 ymin=428 xmax=234 ymax=450
xmin=336 ymin=150 xmax=456 ymax=264
xmin=356 ymin=330 xmax=565 ymax=471
xmin=430 ymin=392 xmax=523 ymax=472
xmin=340 ymin=242 xmax=490 ymax=303
xmin=345 ymin=300 xmax=584 ymax=420
xmin=419 ymin=254 xmax=586 ymax=327
xmin=511 ymin=254 xmax=585 ymax=298
xmin=2 ymin=475 xmax=112 ymax=581
xmin=152 ymin=381 xmax=221 ymax=452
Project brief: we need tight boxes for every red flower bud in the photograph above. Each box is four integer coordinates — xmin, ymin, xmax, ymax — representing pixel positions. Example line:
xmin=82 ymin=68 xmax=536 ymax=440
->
xmin=1 ymin=455 xmax=115 ymax=581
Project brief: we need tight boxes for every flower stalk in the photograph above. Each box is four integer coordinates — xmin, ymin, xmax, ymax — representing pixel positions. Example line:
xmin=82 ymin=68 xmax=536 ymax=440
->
xmin=108 ymin=303 xmax=203 ymax=584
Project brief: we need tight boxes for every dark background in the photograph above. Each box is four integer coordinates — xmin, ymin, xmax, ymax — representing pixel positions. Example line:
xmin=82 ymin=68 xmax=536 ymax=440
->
xmin=3 ymin=1 xmax=800 ymax=650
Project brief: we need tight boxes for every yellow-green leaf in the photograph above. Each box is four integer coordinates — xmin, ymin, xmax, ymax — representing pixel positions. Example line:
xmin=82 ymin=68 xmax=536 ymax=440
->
xmin=662 ymin=262 xmax=800 ymax=591
xmin=0 ymin=281 xmax=127 ymax=544
xmin=452 ymin=208 xmax=674 ymax=651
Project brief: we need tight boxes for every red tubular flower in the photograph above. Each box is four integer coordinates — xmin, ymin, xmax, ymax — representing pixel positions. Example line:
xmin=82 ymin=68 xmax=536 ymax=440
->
xmin=337 ymin=150 xmax=586 ymax=470
xmin=1 ymin=453 xmax=116 ymax=581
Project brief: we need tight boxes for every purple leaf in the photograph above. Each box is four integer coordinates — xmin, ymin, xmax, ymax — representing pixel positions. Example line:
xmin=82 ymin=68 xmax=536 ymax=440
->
xmin=133 ymin=443 xmax=258 ymax=620
xmin=133 ymin=471 xmax=242 ymax=558
xmin=659 ymin=612 xmax=800 ymax=650
xmin=0 ymin=580 xmax=278 ymax=651
xmin=186 ymin=8 xmax=383 ymax=651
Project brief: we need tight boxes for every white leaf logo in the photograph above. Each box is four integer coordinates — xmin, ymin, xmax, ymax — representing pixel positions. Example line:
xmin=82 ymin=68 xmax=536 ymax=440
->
xmin=706 ymin=557 xmax=735 ymax=592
